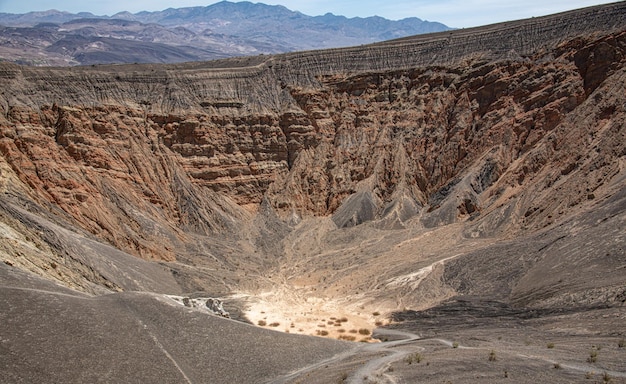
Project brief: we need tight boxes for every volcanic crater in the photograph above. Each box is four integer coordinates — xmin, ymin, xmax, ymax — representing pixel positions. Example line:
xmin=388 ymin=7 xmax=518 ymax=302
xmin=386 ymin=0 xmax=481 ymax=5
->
xmin=1 ymin=3 xmax=626 ymax=384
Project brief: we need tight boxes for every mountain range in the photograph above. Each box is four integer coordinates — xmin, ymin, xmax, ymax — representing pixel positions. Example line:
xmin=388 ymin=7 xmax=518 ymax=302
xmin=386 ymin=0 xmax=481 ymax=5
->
xmin=0 ymin=1 xmax=450 ymax=66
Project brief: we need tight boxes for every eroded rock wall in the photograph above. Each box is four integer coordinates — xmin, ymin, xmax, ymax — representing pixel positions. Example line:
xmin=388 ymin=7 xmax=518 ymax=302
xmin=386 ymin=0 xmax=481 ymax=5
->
xmin=0 ymin=104 xmax=252 ymax=262
xmin=267 ymin=30 xmax=626 ymax=231
xmin=0 ymin=3 xmax=624 ymax=266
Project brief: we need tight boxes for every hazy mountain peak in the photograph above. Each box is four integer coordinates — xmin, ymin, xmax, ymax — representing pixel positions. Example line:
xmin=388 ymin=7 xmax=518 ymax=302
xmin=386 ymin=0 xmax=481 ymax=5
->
xmin=0 ymin=1 xmax=450 ymax=66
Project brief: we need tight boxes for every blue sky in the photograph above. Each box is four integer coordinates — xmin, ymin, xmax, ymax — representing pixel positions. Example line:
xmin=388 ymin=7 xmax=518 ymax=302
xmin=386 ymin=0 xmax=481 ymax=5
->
xmin=0 ymin=0 xmax=613 ymax=28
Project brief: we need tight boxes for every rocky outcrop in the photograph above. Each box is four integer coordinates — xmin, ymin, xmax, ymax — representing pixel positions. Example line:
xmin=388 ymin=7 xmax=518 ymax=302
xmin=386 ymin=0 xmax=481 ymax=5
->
xmin=170 ymin=295 xmax=230 ymax=317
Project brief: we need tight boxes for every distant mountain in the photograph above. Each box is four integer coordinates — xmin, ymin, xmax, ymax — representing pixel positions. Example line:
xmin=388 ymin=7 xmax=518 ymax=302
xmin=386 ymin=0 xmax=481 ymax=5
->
xmin=0 ymin=1 xmax=450 ymax=66
xmin=119 ymin=1 xmax=449 ymax=47
xmin=0 ymin=9 xmax=100 ymax=26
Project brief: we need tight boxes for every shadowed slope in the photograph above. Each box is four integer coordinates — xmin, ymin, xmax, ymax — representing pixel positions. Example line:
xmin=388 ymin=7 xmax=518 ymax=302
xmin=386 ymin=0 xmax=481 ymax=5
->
xmin=0 ymin=265 xmax=353 ymax=384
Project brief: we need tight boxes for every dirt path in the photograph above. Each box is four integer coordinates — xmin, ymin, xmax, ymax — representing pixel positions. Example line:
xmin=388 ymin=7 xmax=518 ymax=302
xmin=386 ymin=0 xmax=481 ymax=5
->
xmin=271 ymin=331 xmax=626 ymax=383
xmin=346 ymin=329 xmax=422 ymax=384
xmin=269 ymin=347 xmax=358 ymax=384
xmin=0 ymin=285 xmax=90 ymax=299
xmin=268 ymin=328 xmax=421 ymax=384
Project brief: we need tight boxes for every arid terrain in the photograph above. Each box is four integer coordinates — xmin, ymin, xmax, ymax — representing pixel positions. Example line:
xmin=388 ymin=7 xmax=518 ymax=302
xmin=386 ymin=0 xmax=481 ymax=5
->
xmin=1 ymin=2 xmax=625 ymax=383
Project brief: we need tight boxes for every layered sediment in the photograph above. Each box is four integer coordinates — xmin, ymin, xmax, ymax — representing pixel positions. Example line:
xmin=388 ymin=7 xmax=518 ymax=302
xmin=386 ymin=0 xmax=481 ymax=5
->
xmin=0 ymin=2 xmax=624 ymax=300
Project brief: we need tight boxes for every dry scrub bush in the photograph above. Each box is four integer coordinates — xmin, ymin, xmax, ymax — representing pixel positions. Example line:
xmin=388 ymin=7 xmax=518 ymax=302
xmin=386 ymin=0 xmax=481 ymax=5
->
xmin=405 ymin=352 xmax=422 ymax=364
xmin=587 ymin=350 xmax=598 ymax=363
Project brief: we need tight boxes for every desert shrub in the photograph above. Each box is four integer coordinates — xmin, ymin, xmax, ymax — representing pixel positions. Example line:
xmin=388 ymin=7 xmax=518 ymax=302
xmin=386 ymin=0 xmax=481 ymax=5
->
xmin=257 ymin=320 xmax=266 ymax=326
xmin=373 ymin=311 xmax=380 ymax=316
xmin=452 ymin=342 xmax=459 ymax=348
xmin=358 ymin=328 xmax=371 ymax=335
xmin=603 ymin=372 xmax=611 ymax=383
xmin=553 ymin=363 xmax=562 ymax=369
xmin=349 ymin=329 xmax=358 ymax=333
xmin=547 ymin=343 xmax=555 ymax=349
xmin=375 ymin=321 xmax=383 ymax=326
xmin=339 ymin=335 xmax=356 ymax=341
xmin=317 ymin=330 xmax=329 ymax=336
xmin=587 ymin=350 xmax=598 ymax=363
xmin=269 ymin=322 xmax=280 ymax=327
xmin=618 ymin=338 xmax=625 ymax=348
xmin=488 ymin=350 xmax=497 ymax=362
xmin=405 ymin=352 xmax=422 ymax=364
xmin=339 ymin=317 xmax=348 ymax=322
xmin=337 ymin=329 xmax=346 ymax=333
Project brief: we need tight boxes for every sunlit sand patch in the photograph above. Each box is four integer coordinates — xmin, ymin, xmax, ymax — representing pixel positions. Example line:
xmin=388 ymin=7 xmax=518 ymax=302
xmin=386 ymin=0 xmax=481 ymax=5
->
xmin=233 ymin=288 xmax=388 ymax=342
